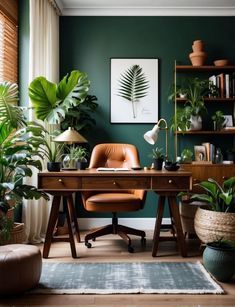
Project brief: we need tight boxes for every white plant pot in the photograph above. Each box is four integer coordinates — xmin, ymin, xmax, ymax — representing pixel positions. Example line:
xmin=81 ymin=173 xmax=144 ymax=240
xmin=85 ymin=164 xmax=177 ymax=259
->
xmin=189 ymin=115 xmax=202 ymax=131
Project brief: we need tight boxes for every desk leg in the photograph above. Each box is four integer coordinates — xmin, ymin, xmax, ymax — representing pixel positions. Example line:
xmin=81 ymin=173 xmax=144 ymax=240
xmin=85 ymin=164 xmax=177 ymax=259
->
xmin=152 ymin=195 xmax=165 ymax=257
xmin=168 ymin=196 xmax=187 ymax=257
xmin=43 ymin=195 xmax=61 ymax=258
xmin=65 ymin=196 xmax=78 ymax=258
xmin=67 ymin=195 xmax=81 ymax=243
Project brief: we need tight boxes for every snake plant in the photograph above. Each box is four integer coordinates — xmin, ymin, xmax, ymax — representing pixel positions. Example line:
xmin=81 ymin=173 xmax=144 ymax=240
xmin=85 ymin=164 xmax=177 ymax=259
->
xmin=117 ymin=65 xmax=149 ymax=118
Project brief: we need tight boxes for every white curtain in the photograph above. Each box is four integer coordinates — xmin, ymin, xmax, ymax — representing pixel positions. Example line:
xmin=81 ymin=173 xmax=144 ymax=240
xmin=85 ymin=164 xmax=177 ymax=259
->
xmin=23 ymin=0 xmax=60 ymax=243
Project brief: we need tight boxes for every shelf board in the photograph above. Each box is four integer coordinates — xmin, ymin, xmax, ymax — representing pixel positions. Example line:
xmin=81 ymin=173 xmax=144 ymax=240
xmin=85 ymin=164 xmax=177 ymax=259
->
xmin=175 ymin=130 xmax=235 ymax=135
xmin=175 ymin=97 xmax=235 ymax=103
xmin=175 ymin=65 xmax=235 ymax=72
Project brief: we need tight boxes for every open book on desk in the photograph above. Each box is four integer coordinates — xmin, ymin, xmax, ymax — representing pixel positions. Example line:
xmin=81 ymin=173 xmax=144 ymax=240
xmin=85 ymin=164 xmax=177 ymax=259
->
xmin=96 ymin=167 xmax=130 ymax=171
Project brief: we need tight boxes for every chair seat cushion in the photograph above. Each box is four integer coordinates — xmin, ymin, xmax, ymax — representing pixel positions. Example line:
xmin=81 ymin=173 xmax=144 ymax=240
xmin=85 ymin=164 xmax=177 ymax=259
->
xmin=84 ymin=193 xmax=142 ymax=212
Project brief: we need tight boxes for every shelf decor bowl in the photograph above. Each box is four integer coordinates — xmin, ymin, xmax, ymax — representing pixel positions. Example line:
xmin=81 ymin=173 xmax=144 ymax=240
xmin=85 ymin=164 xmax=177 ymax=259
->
xmin=214 ymin=59 xmax=230 ymax=66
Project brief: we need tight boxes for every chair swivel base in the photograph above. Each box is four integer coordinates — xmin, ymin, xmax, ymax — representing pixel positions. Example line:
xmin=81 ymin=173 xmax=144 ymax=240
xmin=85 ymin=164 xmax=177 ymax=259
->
xmin=84 ymin=216 xmax=146 ymax=253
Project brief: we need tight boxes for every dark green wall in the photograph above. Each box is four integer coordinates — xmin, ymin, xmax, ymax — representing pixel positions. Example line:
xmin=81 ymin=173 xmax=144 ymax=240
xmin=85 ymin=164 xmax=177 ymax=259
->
xmin=19 ymin=4 xmax=235 ymax=218
xmin=60 ymin=16 xmax=235 ymax=217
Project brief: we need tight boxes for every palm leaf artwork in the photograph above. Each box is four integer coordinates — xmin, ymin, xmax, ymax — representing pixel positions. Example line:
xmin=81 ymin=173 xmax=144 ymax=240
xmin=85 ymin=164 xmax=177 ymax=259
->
xmin=117 ymin=65 xmax=149 ymax=118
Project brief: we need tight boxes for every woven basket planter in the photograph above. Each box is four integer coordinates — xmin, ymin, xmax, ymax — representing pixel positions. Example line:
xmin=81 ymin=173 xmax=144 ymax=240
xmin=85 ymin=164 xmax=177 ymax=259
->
xmin=179 ymin=201 xmax=202 ymax=235
xmin=194 ymin=206 xmax=235 ymax=243
xmin=8 ymin=223 xmax=25 ymax=244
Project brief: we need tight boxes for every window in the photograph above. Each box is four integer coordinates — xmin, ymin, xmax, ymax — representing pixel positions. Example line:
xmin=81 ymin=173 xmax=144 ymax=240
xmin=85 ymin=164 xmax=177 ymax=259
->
xmin=0 ymin=0 xmax=18 ymax=83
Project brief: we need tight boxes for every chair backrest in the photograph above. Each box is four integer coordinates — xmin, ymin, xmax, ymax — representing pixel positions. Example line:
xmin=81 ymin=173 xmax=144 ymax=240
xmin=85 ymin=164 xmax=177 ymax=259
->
xmin=84 ymin=143 xmax=146 ymax=204
xmin=89 ymin=143 xmax=141 ymax=169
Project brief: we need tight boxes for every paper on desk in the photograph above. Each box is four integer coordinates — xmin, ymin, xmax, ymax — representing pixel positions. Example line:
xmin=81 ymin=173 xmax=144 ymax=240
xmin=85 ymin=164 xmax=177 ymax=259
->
xmin=96 ymin=167 xmax=130 ymax=171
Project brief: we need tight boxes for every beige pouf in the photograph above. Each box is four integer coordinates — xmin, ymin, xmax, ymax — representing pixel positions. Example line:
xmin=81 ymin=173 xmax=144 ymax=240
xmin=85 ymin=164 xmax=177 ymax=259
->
xmin=0 ymin=244 xmax=42 ymax=295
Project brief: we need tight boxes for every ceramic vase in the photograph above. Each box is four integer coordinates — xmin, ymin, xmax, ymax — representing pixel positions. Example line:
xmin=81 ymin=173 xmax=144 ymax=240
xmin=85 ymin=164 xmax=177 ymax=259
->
xmin=203 ymin=243 xmax=235 ymax=282
xmin=189 ymin=40 xmax=207 ymax=66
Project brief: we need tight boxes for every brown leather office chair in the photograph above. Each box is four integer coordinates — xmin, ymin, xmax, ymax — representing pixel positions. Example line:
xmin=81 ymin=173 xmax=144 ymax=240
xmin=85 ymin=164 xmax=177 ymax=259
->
xmin=81 ymin=143 xmax=147 ymax=253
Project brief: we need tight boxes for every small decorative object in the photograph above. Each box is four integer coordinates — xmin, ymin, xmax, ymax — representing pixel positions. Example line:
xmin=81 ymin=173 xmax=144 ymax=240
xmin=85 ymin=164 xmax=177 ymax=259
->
xmin=189 ymin=40 xmax=207 ymax=66
xmin=194 ymin=145 xmax=207 ymax=161
xmin=164 ymin=161 xmax=180 ymax=171
xmin=203 ymin=240 xmax=235 ymax=282
xmin=62 ymin=145 xmax=88 ymax=170
xmin=214 ymin=59 xmax=230 ymax=66
xmin=180 ymin=148 xmax=193 ymax=163
xmin=215 ymin=147 xmax=223 ymax=164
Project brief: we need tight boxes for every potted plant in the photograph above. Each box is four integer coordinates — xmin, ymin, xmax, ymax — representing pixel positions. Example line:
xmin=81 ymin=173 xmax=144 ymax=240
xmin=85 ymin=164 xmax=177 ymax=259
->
xmin=203 ymin=239 xmax=235 ymax=282
xmin=149 ymin=147 xmax=165 ymax=170
xmin=62 ymin=145 xmax=88 ymax=170
xmin=212 ymin=110 xmax=225 ymax=131
xmin=190 ymin=177 xmax=235 ymax=243
xmin=0 ymin=82 xmax=49 ymax=244
xmin=29 ymin=124 xmax=64 ymax=171
xmin=171 ymin=77 xmax=218 ymax=132
xmin=180 ymin=148 xmax=193 ymax=163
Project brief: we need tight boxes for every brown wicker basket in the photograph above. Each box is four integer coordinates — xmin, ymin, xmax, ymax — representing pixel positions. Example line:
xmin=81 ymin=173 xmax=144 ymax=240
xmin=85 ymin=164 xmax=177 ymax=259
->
xmin=179 ymin=201 xmax=200 ymax=235
xmin=194 ymin=207 xmax=235 ymax=243
xmin=8 ymin=223 xmax=25 ymax=244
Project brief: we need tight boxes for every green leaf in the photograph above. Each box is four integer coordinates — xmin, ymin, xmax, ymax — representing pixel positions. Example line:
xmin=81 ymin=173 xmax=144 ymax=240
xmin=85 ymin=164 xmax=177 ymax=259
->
xmin=57 ymin=71 xmax=90 ymax=110
xmin=28 ymin=77 xmax=62 ymax=122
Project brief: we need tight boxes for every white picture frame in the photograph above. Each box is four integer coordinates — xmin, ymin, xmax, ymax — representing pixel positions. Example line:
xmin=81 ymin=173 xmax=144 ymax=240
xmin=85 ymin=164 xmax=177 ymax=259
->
xmin=110 ymin=58 xmax=159 ymax=123
xmin=223 ymin=115 xmax=233 ymax=127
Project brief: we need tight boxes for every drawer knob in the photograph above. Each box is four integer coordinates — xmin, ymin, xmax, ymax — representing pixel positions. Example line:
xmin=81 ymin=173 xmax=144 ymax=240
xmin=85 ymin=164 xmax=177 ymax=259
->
xmin=193 ymin=178 xmax=199 ymax=183
xmin=113 ymin=181 xmax=116 ymax=185
xmin=58 ymin=178 xmax=63 ymax=183
xmin=222 ymin=176 xmax=227 ymax=180
xmin=168 ymin=179 xmax=173 ymax=184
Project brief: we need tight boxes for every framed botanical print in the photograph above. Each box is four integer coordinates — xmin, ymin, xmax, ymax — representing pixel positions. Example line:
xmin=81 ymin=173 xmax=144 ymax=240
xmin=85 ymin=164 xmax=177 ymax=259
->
xmin=110 ymin=58 xmax=159 ymax=123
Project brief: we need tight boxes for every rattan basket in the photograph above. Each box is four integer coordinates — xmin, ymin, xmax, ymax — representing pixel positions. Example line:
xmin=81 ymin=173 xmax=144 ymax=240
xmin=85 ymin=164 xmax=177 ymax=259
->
xmin=8 ymin=223 xmax=25 ymax=244
xmin=194 ymin=207 xmax=235 ymax=243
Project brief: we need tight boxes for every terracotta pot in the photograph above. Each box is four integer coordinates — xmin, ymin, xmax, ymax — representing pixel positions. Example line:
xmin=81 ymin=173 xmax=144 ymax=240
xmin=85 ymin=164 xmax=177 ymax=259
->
xmin=192 ymin=40 xmax=204 ymax=52
xmin=189 ymin=52 xmax=207 ymax=66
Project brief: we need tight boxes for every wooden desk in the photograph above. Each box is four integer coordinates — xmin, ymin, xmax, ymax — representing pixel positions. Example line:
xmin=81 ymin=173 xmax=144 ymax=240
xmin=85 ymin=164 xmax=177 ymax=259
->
xmin=38 ymin=169 xmax=192 ymax=258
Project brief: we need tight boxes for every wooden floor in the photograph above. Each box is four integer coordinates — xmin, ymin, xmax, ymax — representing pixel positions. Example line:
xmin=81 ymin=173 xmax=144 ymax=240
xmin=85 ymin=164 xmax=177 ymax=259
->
xmin=1 ymin=230 xmax=235 ymax=306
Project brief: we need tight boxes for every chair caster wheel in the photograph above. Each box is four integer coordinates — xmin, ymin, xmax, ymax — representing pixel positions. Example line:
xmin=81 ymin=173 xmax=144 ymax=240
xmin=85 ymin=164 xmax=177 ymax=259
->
xmin=128 ymin=246 xmax=134 ymax=253
xmin=85 ymin=242 xmax=92 ymax=248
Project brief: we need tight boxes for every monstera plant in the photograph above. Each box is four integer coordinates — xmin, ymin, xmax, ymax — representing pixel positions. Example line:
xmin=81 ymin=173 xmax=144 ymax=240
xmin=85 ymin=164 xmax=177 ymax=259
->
xmin=117 ymin=65 xmax=149 ymax=119
xmin=28 ymin=70 xmax=90 ymax=124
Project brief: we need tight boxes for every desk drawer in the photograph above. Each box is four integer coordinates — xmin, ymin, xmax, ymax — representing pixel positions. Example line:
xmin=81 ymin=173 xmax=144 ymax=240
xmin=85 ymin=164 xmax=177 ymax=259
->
xmin=152 ymin=176 xmax=190 ymax=191
xmin=82 ymin=176 xmax=150 ymax=190
xmin=39 ymin=176 xmax=81 ymax=190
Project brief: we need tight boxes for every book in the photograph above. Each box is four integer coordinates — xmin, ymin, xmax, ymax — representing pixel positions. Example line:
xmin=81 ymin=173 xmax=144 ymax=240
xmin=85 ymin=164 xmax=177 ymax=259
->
xmin=96 ymin=167 xmax=130 ymax=171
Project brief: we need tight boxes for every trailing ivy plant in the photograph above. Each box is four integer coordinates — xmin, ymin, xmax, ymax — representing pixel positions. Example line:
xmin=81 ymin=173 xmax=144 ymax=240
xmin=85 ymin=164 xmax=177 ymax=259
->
xmin=117 ymin=65 xmax=149 ymax=119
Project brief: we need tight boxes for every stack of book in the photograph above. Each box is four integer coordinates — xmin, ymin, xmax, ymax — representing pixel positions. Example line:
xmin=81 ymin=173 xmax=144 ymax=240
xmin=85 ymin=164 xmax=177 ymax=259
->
xmin=209 ymin=73 xmax=235 ymax=98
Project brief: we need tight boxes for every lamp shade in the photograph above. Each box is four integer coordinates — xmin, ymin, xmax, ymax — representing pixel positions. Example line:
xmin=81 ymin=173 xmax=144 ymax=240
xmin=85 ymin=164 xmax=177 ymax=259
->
xmin=143 ymin=125 xmax=160 ymax=145
xmin=53 ymin=127 xmax=88 ymax=144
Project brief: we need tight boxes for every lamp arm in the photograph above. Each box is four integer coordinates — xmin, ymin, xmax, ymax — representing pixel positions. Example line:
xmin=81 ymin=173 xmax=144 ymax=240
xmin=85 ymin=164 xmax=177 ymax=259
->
xmin=157 ymin=118 xmax=168 ymax=159
xmin=157 ymin=118 xmax=168 ymax=129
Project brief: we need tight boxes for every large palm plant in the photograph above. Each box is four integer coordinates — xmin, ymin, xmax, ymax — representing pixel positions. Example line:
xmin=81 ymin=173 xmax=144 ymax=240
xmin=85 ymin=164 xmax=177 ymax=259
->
xmin=117 ymin=65 xmax=149 ymax=118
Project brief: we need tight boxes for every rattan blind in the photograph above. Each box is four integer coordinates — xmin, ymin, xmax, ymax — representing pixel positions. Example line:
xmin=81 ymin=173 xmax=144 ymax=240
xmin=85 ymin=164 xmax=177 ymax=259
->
xmin=0 ymin=10 xmax=18 ymax=83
